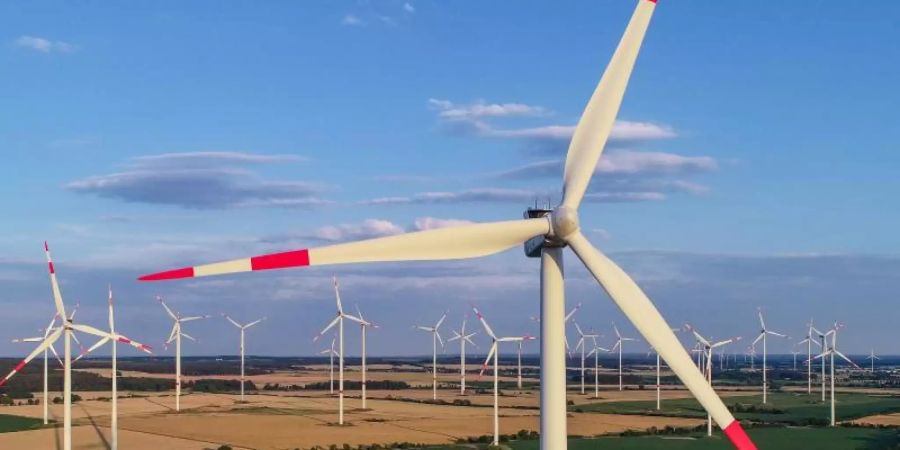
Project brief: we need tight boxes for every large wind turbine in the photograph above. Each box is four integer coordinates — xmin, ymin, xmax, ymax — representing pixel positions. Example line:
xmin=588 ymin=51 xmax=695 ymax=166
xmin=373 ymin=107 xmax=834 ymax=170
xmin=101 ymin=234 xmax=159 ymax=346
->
xmin=798 ymin=320 xmax=821 ymax=394
xmin=685 ymin=324 xmax=741 ymax=437
xmin=752 ymin=308 xmax=787 ymax=404
xmin=353 ymin=304 xmax=377 ymax=409
xmin=414 ymin=311 xmax=447 ymax=401
xmin=814 ymin=323 xmax=859 ymax=426
xmin=222 ymin=313 xmax=266 ymax=402
xmin=77 ymin=286 xmax=153 ymax=450
xmin=136 ymin=1 xmax=758 ymax=447
xmin=573 ymin=322 xmax=599 ymax=395
xmin=474 ymin=306 xmax=535 ymax=446
xmin=447 ymin=316 xmax=478 ymax=395
xmin=12 ymin=314 xmax=64 ymax=425
xmin=611 ymin=323 xmax=636 ymax=391
xmin=158 ymin=296 xmax=209 ymax=412
xmin=313 ymin=276 xmax=365 ymax=425
xmin=0 ymin=242 xmax=123 ymax=450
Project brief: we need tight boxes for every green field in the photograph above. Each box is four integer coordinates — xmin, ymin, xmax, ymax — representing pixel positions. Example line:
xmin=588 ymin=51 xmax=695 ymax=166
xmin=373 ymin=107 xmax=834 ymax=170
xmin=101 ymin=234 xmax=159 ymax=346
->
xmin=573 ymin=392 xmax=900 ymax=425
xmin=426 ymin=427 xmax=900 ymax=450
xmin=0 ymin=414 xmax=45 ymax=433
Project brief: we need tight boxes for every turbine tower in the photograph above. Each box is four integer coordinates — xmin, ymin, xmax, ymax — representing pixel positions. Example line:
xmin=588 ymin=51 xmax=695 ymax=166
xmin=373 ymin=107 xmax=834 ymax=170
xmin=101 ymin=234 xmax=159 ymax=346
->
xmin=798 ymin=320 xmax=821 ymax=394
xmin=685 ymin=324 xmax=741 ymax=437
xmin=353 ymin=304 xmax=377 ymax=409
xmin=77 ymin=286 xmax=153 ymax=450
xmin=586 ymin=337 xmax=610 ymax=399
xmin=813 ymin=323 xmax=859 ymax=426
xmin=414 ymin=311 xmax=447 ymax=401
xmin=158 ymin=296 xmax=209 ymax=412
xmin=573 ymin=322 xmax=599 ymax=395
xmin=136 ymin=1 xmax=758 ymax=447
xmin=313 ymin=276 xmax=365 ymax=425
xmin=474 ymin=306 xmax=535 ymax=446
xmin=318 ymin=335 xmax=338 ymax=394
xmin=0 ymin=243 xmax=123 ymax=450
xmin=447 ymin=315 xmax=478 ymax=395
xmin=865 ymin=349 xmax=879 ymax=373
xmin=222 ymin=313 xmax=266 ymax=402
xmin=752 ymin=308 xmax=787 ymax=404
xmin=611 ymin=323 xmax=636 ymax=391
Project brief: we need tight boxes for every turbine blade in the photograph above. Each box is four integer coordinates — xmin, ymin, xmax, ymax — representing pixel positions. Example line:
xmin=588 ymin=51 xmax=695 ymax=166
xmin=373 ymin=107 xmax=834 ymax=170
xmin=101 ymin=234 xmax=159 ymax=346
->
xmin=69 ymin=323 xmax=112 ymax=340
xmin=0 ymin=328 xmax=63 ymax=387
xmin=43 ymin=242 xmax=68 ymax=320
xmin=180 ymin=332 xmax=196 ymax=342
xmin=75 ymin=336 xmax=111 ymax=362
xmin=223 ymin=314 xmax=242 ymax=329
xmin=245 ymin=317 xmax=266 ymax=329
xmin=567 ymin=231 xmax=752 ymax=448
xmin=436 ymin=331 xmax=445 ymax=349
xmin=333 ymin=276 xmax=343 ymax=313
xmin=180 ymin=315 xmax=209 ymax=322
xmin=472 ymin=306 xmax=496 ymax=340
xmin=564 ymin=302 xmax=582 ymax=322
xmin=314 ymin=316 xmax=341 ymax=341
xmin=158 ymin=297 xmax=178 ymax=320
xmin=435 ymin=312 xmax=447 ymax=330
xmin=48 ymin=343 xmax=64 ymax=368
xmin=560 ymin=0 xmax=658 ymax=209
xmin=108 ymin=285 xmax=115 ymax=332
xmin=834 ymin=350 xmax=860 ymax=369
xmin=114 ymin=334 xmax=153 ymax=354
xmin=480 ymin=343 xmax=497 ymax=377
xmin=138 ymin=219 xmax=550 ymax=281
xmin=752 ymin=333 xmax=764 ymax=346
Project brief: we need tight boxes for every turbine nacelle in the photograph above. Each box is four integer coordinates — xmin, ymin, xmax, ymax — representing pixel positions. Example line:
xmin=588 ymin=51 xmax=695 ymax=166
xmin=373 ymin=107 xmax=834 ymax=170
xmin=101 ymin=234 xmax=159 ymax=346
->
xmin=522 ymin=206 xmax=580 ymax=257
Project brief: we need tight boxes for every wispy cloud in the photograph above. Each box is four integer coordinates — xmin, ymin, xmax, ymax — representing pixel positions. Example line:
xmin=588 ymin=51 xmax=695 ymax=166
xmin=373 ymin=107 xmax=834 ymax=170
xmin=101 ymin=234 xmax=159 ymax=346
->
xmin=360 ymin=188 xmax=538 ymax=205
xmin=404 ymin=2 xmax=415 ymax=13
xmin=492 ymin=151 xmax=717 ymax=180
xmin=428 ymin=98 xmax=547 ymax=120
xmin=14 ymin=35 xmax=76 ymax=53
xmin=67 ymin=151 xmax=328 ymax=209
xmin=261 ymin=217 xmax=474 ymax=245
xmin=342 ymin=15 xmax=365 ymax=27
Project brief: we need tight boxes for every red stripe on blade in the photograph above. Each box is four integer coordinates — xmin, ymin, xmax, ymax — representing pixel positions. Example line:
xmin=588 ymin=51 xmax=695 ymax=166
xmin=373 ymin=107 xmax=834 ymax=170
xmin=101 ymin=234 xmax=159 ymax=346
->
xmin=138 ymin=267 xmax=195 ymax=281
xmin=723 ymin=421 xmax=756 ymax=450
xmin=250 ymin=249 xmax=310 ymax=271
xmin=118 ymin=337 xmax=132 ymax=344
xmin=14 ymin=361 xmax=26 ymax=372
xmin=48 ymin=262 xmax=55 ymax=274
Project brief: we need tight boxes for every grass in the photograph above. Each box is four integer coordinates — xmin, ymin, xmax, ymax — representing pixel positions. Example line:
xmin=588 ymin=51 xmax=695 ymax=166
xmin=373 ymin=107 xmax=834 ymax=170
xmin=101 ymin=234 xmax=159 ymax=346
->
xmin=425 ymin=427 xmax=900 ymax=450
xmin=0 ymin=414 xmax=45 ymax=433
xmin=573 ymin=392 xmax=900 ymax=425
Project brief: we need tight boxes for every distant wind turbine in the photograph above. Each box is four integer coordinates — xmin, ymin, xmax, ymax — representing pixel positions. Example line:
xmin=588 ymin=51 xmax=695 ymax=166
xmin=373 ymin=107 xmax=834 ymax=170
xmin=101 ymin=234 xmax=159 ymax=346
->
xmin=414 ymin=310 xmax=448 ymax=401
xmin=222 ymin=313 xmax=266 ymax=402
xmin=813 ymin=323 xmax=860 ymax=426
xmin=448 ymin=315 xmax=478 ymax=395
xmin=798 ymin=319 xmax=822 ymax=394
xmin=158 ymin=296 xmax=209 ymax=412
xmin=573 ymin=322 xmax=599 ymax=395
xmin=11 ymin=314 xmax=64 ymax=425
xmin=611 ymin=323 xmax=636 ymax=391
xmin=752 ymin=308 xmax=788 ymax=404
xmin=865 ymin=349 xmax=879 ymax=373
xmin=318 ymin=336 xmax=337 ymax=394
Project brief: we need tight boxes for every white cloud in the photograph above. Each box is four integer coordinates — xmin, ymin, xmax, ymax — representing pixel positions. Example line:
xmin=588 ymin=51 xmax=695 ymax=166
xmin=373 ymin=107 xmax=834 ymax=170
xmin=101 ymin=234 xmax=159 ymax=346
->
xmin=411 ymin=217 xmax=474 ymax=231
xmin=14 ymin=35 xmax=75 ymax=53
xmin=342 ymin=15 xmax=365 ymax=27
xmin=428 ymin=98 xmax=547 ymax=120
xmin=404 ymin=2 xmax=415 ymax=13
xmin=313 ymin=219 xmax=404 ymax=242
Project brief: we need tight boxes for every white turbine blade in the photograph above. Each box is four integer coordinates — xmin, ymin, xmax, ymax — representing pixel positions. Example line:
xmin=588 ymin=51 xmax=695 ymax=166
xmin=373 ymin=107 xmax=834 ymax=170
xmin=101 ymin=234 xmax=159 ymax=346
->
xmin=573 ymin=321 xmax=585 ymax=337
xmin=833 ymin=350 xmax=860 ymax=369
xmin=139 ymin=219 xmax=550 ymax=281
xmin=613 ymin=323 xmax=622 ymax=340
xmin=448 ymin=331 xmax=462 ymax=342
xmin=752 ymin=332 xmax=764 ymax=346
xmin=480 ymin=343 xmax=497 ymax=377
xmin=69 ymin=323 xmax=113 ymax=340
xmin=611 ymin=340 xmax=620 ymax=352
xmin=107 ymin=284 xmax=115 ymax=332
xmin=0 ymin=328 xmax=63 ymax=386
xmin=767 ymin=331 xmax=787 ymax=338
xmin=757 ymin=308 xmax=766 ymax=330
xmin=415 ymin=326 xmax=434 ymax=332
xmin=343 ymin=313 xmax=366 ymax=326
xmin=158 ymin=297 xmax=178 ymax=320
xmin=813 ymin=351 xmax=829 ymax=360
xmin=472 ymin=306 xmax=497 ymax=340
xmin=180 ymin=315 xmax=209 ymax=322
xmin=587 ymin=348 xmax=597 ymax=358
xmin=246 ymin=317 xmax=266 ymax=329
xmin=43 ymin=315 xmax=58 ymax=339
xmin=435 ymin=331 xmax=445 ymax=349
xmin=223 ymin=314 xmax=242 ymax=329
xmin=48 ymin=343 xmax=64 ymax=368
xmin=567 ymin=231 xmax=745 ymax=439
xmin=70 ymin=331 xmax=82 ymax=346
xmin=12 ymin=337 xmax=44 ymax=343
xmin=564 ymin=302 xmax=582 ymax=322
xmin=180 ymin=332 xmax=196 ymax=342
xmin=43 ymin=242 xmax=67 ymax=320
xmin=354 ymin=304 xmax=366 ymax=323
xmin=114 ymin=333 xmax=153 ymax=354
xmin=314 ymin=316 xmax=341 ymax=342
xmin=166 ymin=323 xmax=178 ymax=344
xmin=464 ymin=334 xmax=478 ymax=348
xmin=75 ymin=336 xmax=111 ymax=362
xmin=560 ymin=0 xmax=658 ymax=209
xmin=332 ymin=276 xmax=344 ymax=313
xmin=435 ymin=312 xmax=447 ymax=330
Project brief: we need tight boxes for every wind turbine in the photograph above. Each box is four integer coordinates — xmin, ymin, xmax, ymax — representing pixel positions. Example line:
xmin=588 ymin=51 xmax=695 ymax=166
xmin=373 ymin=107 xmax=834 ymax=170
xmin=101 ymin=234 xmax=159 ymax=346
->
xmin=790 ymin=350 xmax=800 ymax=372
xmin=353 ymin=304 xmax=377 ymax=409
xmin=573 ymin=322 xmax=599 ymax=395
xmin=158 ymin=296 xmax=209 ymax=412
xmin=752 ymin=308 xmax=787 ymax=404
xmin=865 ymin=349 xmax=879 ymax=373
xmin=313 ymin=276 xmax=365 ymax=425
xmin=649 ymin=327 xmax=680 ymax=411
xmin=611 ymin=323 xmax=636 ymax=391
xmin=447 ymin=315 xmax=478 ymax=395
xmin=0 ymin=242 xmax=124 ymax=450
xmin=529 ymin=301 xmax=581 ymax=357
xmin=813 ymin=323 xmax=860 ymax=426
xmin=414 ymin=311 xmax=447 ymax=401
xmin=11 ymin=314 xmax=65 ymax=425
xmin=685 ymin=324 xmax=741 ymax=437
xmin=798 ymin=320 xmax=822 ymax=394
xmin=318 ymin=335 xmax=337 ymax=394
xmin=222 ymin=313 xmax=266 ymax=402
xmin=811 ymin=324 xmax=829 ymax=402
xmin=76 ymin=286 xmax=153 ymax=450
xmin=135 ymin=1 xmax=758 ymax=447
xmin=586 ymin=337 xmax=610 ymax=399
xmin=474 ymin=306 xmax=535 ymax=446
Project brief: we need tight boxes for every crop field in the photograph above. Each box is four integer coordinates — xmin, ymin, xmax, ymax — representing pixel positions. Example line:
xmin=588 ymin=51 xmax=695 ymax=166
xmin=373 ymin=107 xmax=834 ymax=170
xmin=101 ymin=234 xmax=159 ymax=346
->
xmin=425 ymin=427 xmax=900 ymax=450
xmin=573 ymin=391 xmax=900 ymax=425
xmin=0 ymin=414 xmax=44 ymax=433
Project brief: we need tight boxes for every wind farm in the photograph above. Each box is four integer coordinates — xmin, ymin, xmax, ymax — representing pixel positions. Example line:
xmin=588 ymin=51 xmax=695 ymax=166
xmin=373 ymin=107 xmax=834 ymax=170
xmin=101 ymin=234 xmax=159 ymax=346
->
xmin=2 ymin=1 xmax=899 ymax=450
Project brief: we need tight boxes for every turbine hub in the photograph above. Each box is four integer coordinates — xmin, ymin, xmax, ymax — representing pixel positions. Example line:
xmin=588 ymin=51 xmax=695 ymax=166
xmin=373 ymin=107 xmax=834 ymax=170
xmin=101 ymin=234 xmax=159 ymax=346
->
xmin=551 ymin=206 xmax=579 ymax=239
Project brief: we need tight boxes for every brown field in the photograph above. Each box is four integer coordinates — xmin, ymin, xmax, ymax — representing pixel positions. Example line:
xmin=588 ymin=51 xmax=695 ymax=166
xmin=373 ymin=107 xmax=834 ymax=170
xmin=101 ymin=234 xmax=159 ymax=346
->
xmin=0 ymin=365 xmax=713 ymax=449
xmin=852 ymin=413 xmax=900 ymax=427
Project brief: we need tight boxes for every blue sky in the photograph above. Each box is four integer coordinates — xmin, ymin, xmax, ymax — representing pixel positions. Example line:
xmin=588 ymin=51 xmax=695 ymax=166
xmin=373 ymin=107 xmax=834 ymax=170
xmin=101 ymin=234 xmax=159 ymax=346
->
xmin=1 ymin=1 xmax=898 ymax=357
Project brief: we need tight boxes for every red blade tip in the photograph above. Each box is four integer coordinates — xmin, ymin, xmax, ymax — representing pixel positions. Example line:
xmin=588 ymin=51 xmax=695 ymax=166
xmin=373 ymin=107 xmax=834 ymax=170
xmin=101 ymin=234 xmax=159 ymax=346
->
xmin=723 ymin=421 xmax=757 ymax=450
xmin=138 ymin=267 xmax=195 ymax=281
